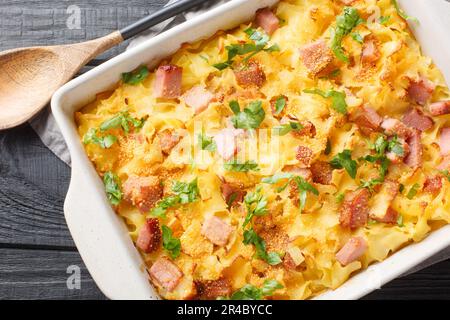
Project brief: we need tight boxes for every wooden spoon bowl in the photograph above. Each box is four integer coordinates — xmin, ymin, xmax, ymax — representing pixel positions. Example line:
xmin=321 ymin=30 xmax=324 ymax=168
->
xmin=0 ymin=32 xmax=122 ymax=130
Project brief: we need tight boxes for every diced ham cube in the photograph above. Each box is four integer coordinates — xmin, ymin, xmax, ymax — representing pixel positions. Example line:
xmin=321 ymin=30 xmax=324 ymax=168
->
xmin=154 ymin=65 xmax=182 ymax=99
xmin=352 ymin=105 xmax=383 ymax=135
xmin=221 ymin=182 xmax=246 ymax=207
xmin=299 ymin=39 xmax=334 ymax=77
xmin=361 ymin=37 xmax=380 ymax=64
xmin=234 ymin=61 xmax=266 ymax=88
xmin=404 ymin=129 xmax=423 ymax=168
xmin=339 ymin=0 xmax=357 ymax=4
xmin=149 ymin=257 xmax=183 ymax=292
xmin=183 ymin=85 xmax=215 ymax=115
xmin=136 ymin=218 xmax=161 ymax=253
xmin=123 ymin=175 xmax=163 ymax=212
xmin=408 ymin=76 xmax=435 ymax=106
xmin=429 ymin=101 xmax=450 ymax=116
xmin=296 ymin=145 xmax=313 ymax=167
xmin=201 ymin=216 xmax=234 ymax=246
xmin=402 ymin=108 xmax=433 ymax=132
xmin=340 ymin=189 xmax=370 ymax=229
xmin=439 ymin=128 xmax=450 ymax=156
xmin=336 ymin=237 xmax=368 ymax=266
xmin=214 ymin=128 xmax=243 ymax=160
xmin=381 ymin=118 xmax=412 ymax=138
xmin=255 ymin=8 xmax=280 ymax=35
xmin=158 ymin=129 xmax=181 ymax=155
xmin=423 ymin=176 xmax=443 ymax=195
xmin=195 ymin=278 xmax=232 ymax=300
xmin=310 ymin=161 xmax=333 ymax=185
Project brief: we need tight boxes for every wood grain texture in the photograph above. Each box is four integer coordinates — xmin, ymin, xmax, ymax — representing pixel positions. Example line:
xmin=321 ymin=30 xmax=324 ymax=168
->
xmin=0 ymin=248 xmax=105 ymax=300
xmin=0 ymin=0 xmax=449 ymax=300
xmin=0 ymin=30 xmax=123 ymax=129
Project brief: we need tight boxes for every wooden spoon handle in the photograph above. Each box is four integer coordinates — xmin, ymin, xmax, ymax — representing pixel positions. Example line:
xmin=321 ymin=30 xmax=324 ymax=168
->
xmin=119 ymin=0 xmax=211 ymax=40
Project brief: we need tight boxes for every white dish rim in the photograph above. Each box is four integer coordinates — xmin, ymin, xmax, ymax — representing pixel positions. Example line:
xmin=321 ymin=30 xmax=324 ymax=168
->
xmin=51 ymin=0 xmax=450 ymax=300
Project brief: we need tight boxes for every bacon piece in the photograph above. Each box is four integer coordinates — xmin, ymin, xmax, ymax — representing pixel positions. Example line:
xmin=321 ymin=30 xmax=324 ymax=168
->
xmin=386 ymin=137 xmax=409 ymax=164
xmin=361 ymin=37 xmax=380 ymax=64
xmin=234 ymin=61 xmax=266 ymax=88
xmin=158 ymin=130 xmax=181 ymax=155
xmin=214 ymin=128 xmax=243 ymax=160
xmin=195 ymin=278 xmax=232 ymax=300
xmin=310 ymin=161 xmax=333 ymax=185
xmin=439 ymin=128 xmax=450 ymax=156
xmin=404 ymin=129 xmax=423 ymax=168
xmin=381 ymin=118 xmax=412 ymax=138
xmin=149 ymin=257 xmax=183 ymax=292
xmin=201 ymin=216 xmax=234 ymax=246
xmin=340 ymin=189 xmax=370 ymax=229
xmin=402 ymin=108 xmax=433 ymax=132
xmin=136 ymin=218 xmax=161 ymax=253
xmin=336 ymin=237 xmax=368 ymax=266
xmin=423 ymin=176 xmax=443 ymax=195
xmin=299 ymin=39 xmax=334 ymax=77
xmin=123 ymin=175 xmax=163 ymax=212
xmin=154 ymin=65 xmax=183 ymax=99
xmin=429 ymin=101 xmax=450 ymax=116
xmin=293 ymin=120 xmax=317 ymax=138
xmin=221 ymin=182 xmax=246 ymax=207
xmin=255 ymin=8 xmax=279 ymax=35
xmin=183 ymin=85 xmax=215 ymax=114
xmin=296 ymin=146 xmax=313 ymax=167
xmin=351 ymin=105 xmax=382 ymax=135
xmin=408 ymin=76 xmax=435 ymax=106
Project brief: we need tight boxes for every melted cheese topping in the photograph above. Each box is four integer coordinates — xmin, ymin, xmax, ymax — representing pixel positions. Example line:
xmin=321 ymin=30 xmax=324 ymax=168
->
xmin=76 ymin=0 xmax=450 ymax=300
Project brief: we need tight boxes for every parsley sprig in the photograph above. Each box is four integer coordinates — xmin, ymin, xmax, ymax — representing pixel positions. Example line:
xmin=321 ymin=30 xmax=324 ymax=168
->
xmin=229 ymin=100 xmax=266 ymax=129
xmin=304 ymin=89 xmax=348 ymax=114
xmin=213 ymin=28 xmax=279 ymax=70
xmin=243 ymin=229 xmax=282 ymax=266
xmin=330 ymin=150 xmax=358 ymax=179
xmin=240 ymin=187 xmax=282 ymax=266
xmin=121 ymin=65 xmax=149 ymax=85
xmin=273 ymin=122 xmax=304 ymax=136
xmin=224 ymin=160 xmax=260 ymax=172
xmin=83 ymin=128 xmax=117 ymax=149
xmin=243 ymin=187 xmax=268 ymax=227
xmin=103 ymin=171 xmax=122 ymax=206
xmin=151 ymin=179 xmax=200 ymax=218
xmin=262 ymin=173 xmax=319 ymax=212
xmin=161 ymin=225 xmax=181 ymax=259
xmin=331 ymin=7 xmax=364 ymax=63
xmin=221 ymin=280 xmax=283 ymax=300
xmin=273 ymin=96 xmax=287 ymax=115
xmin=100 ymin=110 xmax=145 ymax=135
xmin=198 ymin=133 xmax=216 ymax=152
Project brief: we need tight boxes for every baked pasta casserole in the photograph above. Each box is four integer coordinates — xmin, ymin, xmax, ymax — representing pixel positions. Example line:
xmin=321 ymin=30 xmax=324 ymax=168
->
xmin=76 ymin=0 xmax=450 ymax=300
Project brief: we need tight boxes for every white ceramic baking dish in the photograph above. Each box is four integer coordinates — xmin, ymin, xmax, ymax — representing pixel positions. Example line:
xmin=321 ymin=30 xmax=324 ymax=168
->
xmin=51 ymin=0 xmax=450 ymax=300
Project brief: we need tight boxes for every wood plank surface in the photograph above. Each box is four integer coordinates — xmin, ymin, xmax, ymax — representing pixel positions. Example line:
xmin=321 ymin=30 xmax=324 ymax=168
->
xmin=0 ymin=0 xmax=449 ymax=300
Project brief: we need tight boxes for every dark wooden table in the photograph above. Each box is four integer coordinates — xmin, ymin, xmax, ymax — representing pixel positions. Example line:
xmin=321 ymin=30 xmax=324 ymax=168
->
xmin=0 ymin=0 xmax=449 ymax=300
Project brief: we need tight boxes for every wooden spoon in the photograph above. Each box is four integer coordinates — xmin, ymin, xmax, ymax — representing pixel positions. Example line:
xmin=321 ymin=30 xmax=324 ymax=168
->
xmin=0 ymin=0 xmax=208 ymax=130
